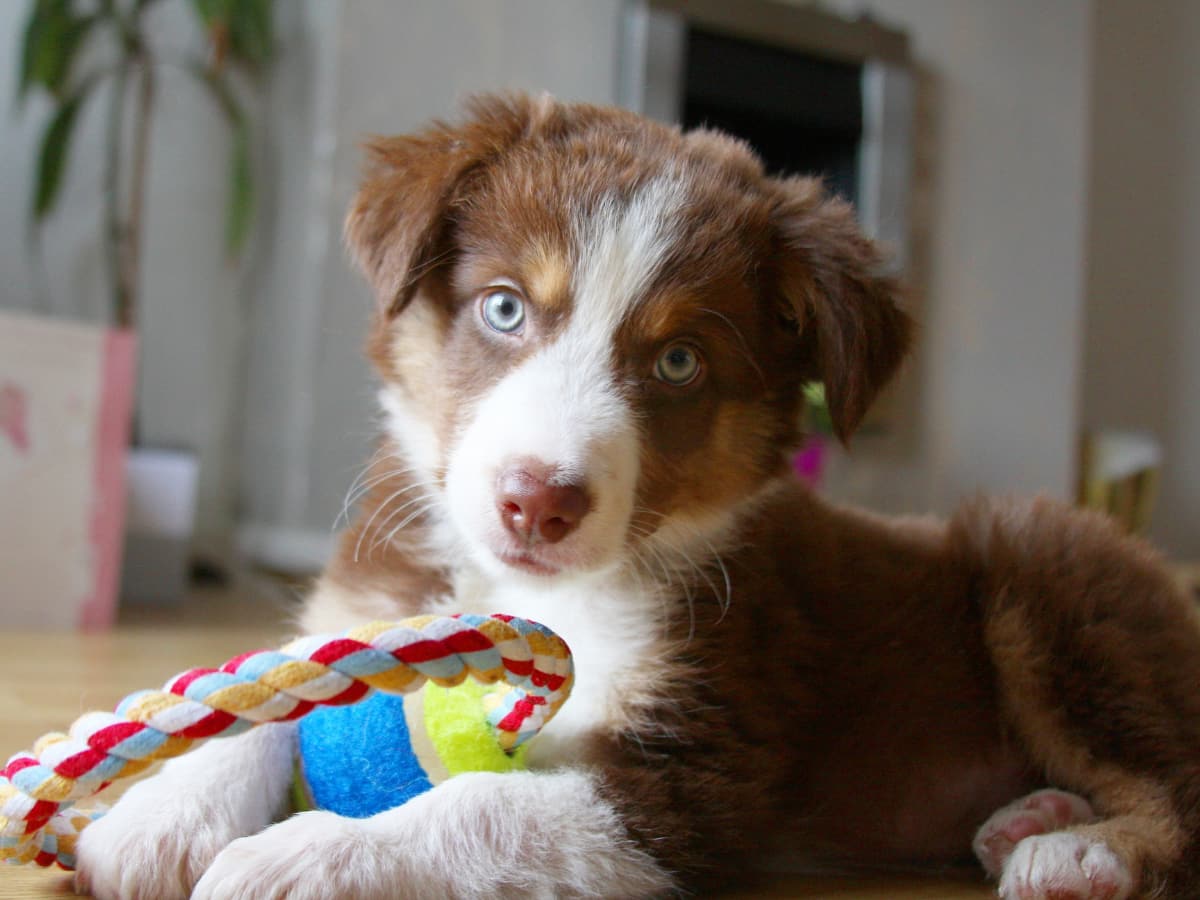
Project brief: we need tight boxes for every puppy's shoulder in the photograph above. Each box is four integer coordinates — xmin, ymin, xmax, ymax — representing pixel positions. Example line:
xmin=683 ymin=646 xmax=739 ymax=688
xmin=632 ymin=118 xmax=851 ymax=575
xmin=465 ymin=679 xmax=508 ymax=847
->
xmin=737 ymin=481 xmax=951 ymax=587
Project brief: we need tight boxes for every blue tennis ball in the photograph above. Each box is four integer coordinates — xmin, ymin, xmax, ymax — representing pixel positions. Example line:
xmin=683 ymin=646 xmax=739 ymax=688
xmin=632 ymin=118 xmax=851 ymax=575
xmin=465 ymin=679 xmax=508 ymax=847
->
xmin=294 ymin=680 xmax=527 ymax=818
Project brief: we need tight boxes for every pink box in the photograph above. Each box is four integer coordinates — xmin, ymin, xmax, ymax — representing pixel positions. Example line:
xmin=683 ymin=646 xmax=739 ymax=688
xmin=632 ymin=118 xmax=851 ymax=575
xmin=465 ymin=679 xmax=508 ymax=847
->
xmin=0 ymin=311 xmax=137 ymax=629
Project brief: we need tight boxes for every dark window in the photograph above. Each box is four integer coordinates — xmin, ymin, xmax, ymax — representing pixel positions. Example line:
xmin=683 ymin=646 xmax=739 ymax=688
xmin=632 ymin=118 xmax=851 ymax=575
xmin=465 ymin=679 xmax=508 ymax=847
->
xmin=681 ymin=26 xmax=863 ymax=201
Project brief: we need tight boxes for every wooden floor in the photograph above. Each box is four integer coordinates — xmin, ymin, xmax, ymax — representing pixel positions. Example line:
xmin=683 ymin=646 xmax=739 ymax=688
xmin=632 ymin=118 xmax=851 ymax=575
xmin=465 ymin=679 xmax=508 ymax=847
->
xmin=12 ymin=567 xmax=1162 ymax=899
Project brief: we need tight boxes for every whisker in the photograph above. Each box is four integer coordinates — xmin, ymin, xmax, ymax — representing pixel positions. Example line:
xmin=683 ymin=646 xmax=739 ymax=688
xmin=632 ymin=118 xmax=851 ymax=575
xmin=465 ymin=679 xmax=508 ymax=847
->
xmin=397 ymin=246 xmax=457 ymax=297
xmin=661 ymin=521 xmax=733 ymax=619
xmin=334 ymin=442 xmax=427 ymax=530
xmin=371 ymin=501 xmax=439 ymax=557
xmin=696 ymin=306 xmax=768 ymax=388
xmin=631 ymin=509 xmax=734 ymax=628
xmin=337 ymin=463 xmax=421 ymax=530
xmin=628 ymin=522 xmax=698 ymax=640
xmin=623 ymin=545 xmax=662 ymax=620
xmin=662 ymin=514 xmax=733 ymax=613
xmin=353 ymin=481 xmax=436 ymax=563
xmin=369 ymin=493 xmax=439 ymax=553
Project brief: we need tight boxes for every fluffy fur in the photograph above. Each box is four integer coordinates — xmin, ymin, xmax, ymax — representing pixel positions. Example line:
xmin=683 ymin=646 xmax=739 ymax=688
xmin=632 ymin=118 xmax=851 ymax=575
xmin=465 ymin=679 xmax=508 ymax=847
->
xmin=76 ymin=95 xmax=1200 ymax=900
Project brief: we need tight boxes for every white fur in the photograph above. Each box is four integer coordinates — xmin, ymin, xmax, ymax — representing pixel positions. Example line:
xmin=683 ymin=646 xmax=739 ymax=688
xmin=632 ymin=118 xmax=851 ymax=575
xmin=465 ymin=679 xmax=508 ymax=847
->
xmin=360 ymin=392 xmax=460 ymax=563
xmin=378 ymin=388 xmax=441 ymax=484
xmin=441 ymin=174 xmax=696 ymax=582
xmin=75 ymin=723 xmax=297 ymax=900
xmin=569 ymin=173 xmax=691 ymax=340
xmin=191 ymin=771 xmax=671 ymax=900
xmin=998 ymin=832 xmax=1134 ymax=900
xmin=442 ymin=334 xmax=640 ymax=576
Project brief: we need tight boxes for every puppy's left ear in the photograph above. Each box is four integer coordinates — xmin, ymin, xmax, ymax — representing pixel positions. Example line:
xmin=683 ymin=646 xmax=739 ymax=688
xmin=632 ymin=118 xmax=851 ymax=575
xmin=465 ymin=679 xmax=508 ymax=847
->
xmin=770 ymin=176 xmax=913 ymax=443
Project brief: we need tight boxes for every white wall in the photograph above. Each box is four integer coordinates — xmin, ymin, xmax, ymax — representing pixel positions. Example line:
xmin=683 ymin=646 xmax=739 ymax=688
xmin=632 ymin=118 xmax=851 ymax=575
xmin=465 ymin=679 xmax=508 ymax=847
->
xmin=1084 ymin=0 xmax=1200 ymax=559
xmin=813 ymin=0 xmax=1094 ymax=518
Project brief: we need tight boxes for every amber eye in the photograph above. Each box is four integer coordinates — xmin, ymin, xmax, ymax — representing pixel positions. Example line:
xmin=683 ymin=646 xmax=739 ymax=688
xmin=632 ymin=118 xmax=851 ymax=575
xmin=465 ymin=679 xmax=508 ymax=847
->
xmin=481 ymin=289 xmax=525 ymax=334
xmin=654 ymin=343 xmax=702 ymax=386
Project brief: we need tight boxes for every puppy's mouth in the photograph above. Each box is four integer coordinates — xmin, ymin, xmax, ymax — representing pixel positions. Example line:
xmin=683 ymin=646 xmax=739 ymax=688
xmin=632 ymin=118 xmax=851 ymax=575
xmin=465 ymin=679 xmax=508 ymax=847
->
xmin=494 ymin=549 xmax=563 ymax=577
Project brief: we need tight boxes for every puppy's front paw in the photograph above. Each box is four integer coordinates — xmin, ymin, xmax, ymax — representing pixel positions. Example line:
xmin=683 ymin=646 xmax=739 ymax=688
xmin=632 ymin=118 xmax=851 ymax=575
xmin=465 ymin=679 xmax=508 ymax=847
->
xmin=974 ymin=788 xmax=1095 ymax=877
xmin=998 ymin=832 xmax=1133 ymax=900
xmin=74 ymin=725 xmax=295 ymax=900
xmin=192 ymin=812 xmax=388 ymax=900
xmin=75 ymin=778 xmax=250 ymax=900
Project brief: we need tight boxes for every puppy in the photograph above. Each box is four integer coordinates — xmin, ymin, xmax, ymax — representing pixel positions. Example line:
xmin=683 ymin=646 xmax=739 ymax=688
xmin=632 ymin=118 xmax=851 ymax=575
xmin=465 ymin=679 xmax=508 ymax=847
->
xmin=76 ymin=95 xmax=1200 ymax=900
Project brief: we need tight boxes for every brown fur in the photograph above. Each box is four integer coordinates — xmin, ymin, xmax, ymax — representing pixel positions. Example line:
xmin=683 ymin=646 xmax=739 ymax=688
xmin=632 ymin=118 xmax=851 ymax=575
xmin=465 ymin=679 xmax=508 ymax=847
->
xmin=310 ymin=94 xmax=1200 ymax=896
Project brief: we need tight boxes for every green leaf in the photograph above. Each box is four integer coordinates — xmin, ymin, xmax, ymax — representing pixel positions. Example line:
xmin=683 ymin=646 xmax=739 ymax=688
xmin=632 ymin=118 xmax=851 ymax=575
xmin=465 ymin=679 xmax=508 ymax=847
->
xmin=188 ymin=0 xmax=273 ymax=71
xmin=183 ymin=60 xmax=255 ymax=257
xmin=225 ymin=122 xmax=254 ymax=257
xmin=184 ymin=57 xmax=239 ymax=121
xmin=46 ymin=16 xmax=95 ymax=97
xmin=19 ymin=0 xmax=67 ymax=100
xmin=19 ymin=1 xmax=47 ymax=100
xmin=227 ymin=0 xmax=273 ymax=68
xmin=32 ymin=80 xmax=91 ymax=220
xmin=18 ymin=1 xmax=99 ymax=103
xmin=187 ymin=0 xmax=232 ymax=29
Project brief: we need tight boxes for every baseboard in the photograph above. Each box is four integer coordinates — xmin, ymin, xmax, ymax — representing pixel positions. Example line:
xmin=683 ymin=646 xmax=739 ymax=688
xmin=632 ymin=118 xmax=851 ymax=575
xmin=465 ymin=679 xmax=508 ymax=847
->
xmin=235 ymin=523 xmax=335 ymax=574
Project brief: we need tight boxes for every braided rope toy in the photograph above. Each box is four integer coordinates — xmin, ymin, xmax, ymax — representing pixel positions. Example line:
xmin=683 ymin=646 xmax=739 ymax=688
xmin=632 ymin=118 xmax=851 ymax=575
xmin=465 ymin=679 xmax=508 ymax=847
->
xmin=0 ymin=613 xmax=572 ymax=870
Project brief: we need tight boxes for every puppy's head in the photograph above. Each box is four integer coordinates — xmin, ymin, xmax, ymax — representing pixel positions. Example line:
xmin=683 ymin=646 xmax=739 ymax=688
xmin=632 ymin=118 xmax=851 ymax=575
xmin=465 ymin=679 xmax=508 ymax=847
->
xmin=347 ymin=94 xmax=910 ymax=580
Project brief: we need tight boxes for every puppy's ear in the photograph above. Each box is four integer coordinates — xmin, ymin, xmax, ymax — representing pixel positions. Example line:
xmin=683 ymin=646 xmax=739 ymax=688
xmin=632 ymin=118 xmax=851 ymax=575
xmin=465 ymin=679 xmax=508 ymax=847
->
xmin=770 ymin=176 xmax=913 ymax=443
xmin=344 ymin=94 xmax=550 ymax=317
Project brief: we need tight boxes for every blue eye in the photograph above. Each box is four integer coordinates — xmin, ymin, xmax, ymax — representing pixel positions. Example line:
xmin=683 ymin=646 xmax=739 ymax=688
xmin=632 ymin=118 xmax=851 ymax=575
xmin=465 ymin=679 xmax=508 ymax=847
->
xmin=481 ymin=289 xmax=525 ymax=334
xmin=654 ymin=343 xmax=702 ymax=386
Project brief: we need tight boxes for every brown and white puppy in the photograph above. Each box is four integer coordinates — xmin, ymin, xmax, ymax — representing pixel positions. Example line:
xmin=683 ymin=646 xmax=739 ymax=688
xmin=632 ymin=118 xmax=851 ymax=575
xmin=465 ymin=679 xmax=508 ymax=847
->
xmin=77 ymin=95 xmax=1200 ymax=900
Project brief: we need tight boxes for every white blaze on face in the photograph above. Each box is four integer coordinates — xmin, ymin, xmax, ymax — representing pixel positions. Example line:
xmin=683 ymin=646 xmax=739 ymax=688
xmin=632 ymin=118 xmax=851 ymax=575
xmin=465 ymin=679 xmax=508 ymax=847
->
xmin=444 ymin=173 xmax=691 ymax=577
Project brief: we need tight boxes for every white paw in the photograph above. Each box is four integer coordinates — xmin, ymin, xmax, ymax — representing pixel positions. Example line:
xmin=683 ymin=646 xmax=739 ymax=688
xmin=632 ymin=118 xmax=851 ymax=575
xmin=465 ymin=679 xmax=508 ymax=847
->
xmin=974 ymin=789 xmax=1095 ymax=877
xmin=74 ymin=774 xmax=257 ymax=900
xmin=998 ymin=832 xmax=1134 ymax=900
xmin=197 ymin=770 xmax=673 ymax=900
xmin=74 ymin=725 xmax=296 ymax=900
xmin=192 ymin=811 xmax=392 ymax=900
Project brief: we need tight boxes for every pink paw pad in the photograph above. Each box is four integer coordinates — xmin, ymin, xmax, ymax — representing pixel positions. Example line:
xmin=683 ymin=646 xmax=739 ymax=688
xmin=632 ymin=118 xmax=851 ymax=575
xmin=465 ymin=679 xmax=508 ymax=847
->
xmin=974 ymin=789 xmax=1096 ymax=878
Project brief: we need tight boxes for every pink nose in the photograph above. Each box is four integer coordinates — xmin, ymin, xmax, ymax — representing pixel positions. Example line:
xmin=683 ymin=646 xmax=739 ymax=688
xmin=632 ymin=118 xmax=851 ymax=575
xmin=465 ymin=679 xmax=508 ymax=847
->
xmin=496 ymin=464 xmax=591 ymax=545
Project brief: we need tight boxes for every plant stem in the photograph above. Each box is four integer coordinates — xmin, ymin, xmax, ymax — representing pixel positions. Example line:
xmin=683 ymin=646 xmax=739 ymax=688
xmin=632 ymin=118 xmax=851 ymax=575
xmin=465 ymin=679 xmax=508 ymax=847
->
xmin=103 ymin=59 xmax=129 ymax=328
xmin=120 ymin=50 xmax=154 ymax=331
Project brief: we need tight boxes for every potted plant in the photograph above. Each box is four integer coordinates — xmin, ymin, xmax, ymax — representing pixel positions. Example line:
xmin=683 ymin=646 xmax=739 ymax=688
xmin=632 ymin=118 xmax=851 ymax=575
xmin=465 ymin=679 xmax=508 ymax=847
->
xmin=10 ymin=0 xmax=273 ymax=616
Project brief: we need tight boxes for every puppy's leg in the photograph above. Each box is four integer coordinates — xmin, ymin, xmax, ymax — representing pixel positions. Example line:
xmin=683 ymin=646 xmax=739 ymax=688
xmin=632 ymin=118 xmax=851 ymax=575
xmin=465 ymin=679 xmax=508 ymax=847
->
xmin=192 ymin=769 xmax=673 ymax=900
xmin=961 ymin=499 xmax=1200 ymax=898
xmin=75 ymin=722 xmax=297 ymax=900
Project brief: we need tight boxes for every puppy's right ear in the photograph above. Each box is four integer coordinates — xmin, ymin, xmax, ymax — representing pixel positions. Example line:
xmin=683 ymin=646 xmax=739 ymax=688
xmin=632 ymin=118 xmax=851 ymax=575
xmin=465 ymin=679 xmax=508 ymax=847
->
xmin=344 ymin=133 xmax=473 ymax=317
xmin=345 ymin=94 xmax=549 ymax=317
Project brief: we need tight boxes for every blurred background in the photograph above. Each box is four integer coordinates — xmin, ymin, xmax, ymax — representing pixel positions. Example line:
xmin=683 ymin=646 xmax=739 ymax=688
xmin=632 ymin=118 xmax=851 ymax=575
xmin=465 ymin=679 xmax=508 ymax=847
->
xmin=1 ymin=0 xmax=1197 ymax=625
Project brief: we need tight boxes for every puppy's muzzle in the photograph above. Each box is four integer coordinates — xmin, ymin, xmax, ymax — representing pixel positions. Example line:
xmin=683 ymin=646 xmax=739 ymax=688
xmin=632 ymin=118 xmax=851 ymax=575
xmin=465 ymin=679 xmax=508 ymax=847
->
xmin=496 ymin=461 xmax=592 ymax=546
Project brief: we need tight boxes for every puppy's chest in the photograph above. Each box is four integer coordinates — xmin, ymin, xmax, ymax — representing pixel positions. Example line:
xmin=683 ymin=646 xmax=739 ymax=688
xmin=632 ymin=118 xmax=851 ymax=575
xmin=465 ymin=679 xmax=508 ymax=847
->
xmin=445 ymin=571 xmax=665 ymax=766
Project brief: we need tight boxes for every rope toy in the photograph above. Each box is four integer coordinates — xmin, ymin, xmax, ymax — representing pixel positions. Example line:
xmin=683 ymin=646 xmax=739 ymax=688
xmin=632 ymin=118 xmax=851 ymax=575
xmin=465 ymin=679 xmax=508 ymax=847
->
xmin=0 ymin=613 xmax=572 ymax=870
